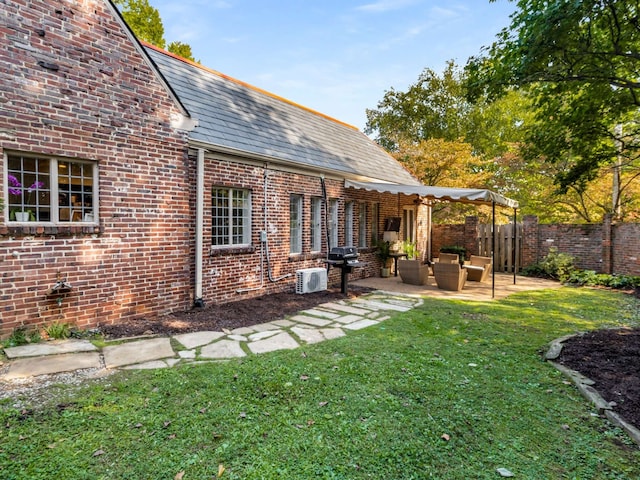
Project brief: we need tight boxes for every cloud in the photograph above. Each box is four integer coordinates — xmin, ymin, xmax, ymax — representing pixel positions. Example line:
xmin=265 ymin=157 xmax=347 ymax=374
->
xmin=355 ymin=0 xmax=421 ymax=14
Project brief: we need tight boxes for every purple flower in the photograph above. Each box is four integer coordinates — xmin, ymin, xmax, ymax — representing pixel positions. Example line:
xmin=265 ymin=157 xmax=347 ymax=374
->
xmin=28 ymin=181 xmax=45 ymax=192
xmin=7 ymin=174 xmax=22 ymax=196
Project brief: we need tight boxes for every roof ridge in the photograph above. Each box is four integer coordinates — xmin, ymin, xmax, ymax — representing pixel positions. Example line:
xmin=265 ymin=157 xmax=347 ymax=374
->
xmin=141 ymin=41 xmax=359 ymax=131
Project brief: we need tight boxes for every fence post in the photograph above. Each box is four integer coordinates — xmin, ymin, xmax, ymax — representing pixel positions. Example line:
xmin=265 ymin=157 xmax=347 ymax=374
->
xmin=602 ymin=214 xmax=613 ymax=274
xmin=521 ymin=215 xmax=539 ymax=268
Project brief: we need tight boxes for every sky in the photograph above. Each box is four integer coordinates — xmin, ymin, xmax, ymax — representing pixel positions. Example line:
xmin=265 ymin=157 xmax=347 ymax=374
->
xmin=154 ymin=0 xmax=517 ymax=131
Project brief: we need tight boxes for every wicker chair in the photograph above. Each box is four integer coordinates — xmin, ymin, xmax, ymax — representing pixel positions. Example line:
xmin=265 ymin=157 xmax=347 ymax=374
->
xmin=433 ymin=262 xmax=468 ymax=291
xmin=436 ymin=253 xmax=459 ymax=264
xmin=465 ymin=255 xmax=492 ymax=282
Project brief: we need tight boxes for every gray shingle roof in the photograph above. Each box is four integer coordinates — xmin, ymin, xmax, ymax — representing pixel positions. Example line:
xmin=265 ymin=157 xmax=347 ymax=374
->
xmin=145 ymin=46 xmax=420 ymax=185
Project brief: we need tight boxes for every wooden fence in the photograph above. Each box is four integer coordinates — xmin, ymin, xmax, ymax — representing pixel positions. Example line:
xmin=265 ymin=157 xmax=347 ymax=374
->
xmin=478 ymin=223 xmax=522 ymax=273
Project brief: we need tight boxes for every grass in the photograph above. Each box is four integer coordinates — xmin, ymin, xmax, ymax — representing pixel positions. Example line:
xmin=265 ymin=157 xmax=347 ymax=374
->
xmin=1 ymin=287 xmax=639 ymax=479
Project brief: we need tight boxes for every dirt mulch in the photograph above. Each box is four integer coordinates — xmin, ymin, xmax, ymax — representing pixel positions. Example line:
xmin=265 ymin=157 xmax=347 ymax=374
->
xmin=99 ymin=286 xmax=374 ymax=339
xmin=557 ymin=328 xmax=640 ymax=431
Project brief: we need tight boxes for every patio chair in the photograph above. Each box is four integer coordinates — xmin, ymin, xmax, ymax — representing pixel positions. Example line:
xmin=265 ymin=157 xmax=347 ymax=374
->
xmin=433 ymin=262 xmax=468 ymax=291
xmin=464 ymin=255 xmax=492 ymax=282
xmin=435 ymin=253 xmax=459 ymax=264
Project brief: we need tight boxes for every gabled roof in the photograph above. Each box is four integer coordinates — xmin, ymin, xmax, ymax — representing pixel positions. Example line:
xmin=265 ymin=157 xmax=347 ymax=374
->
xmin=144 ymin=44 xmax=420 ymax=185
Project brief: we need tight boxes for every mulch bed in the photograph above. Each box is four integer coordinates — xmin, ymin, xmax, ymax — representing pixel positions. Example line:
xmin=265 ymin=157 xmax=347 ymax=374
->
xmin=557 ymin=328 xmax=640 ymax=431
xmin=99 ymin=286 xmax=374 ymax=339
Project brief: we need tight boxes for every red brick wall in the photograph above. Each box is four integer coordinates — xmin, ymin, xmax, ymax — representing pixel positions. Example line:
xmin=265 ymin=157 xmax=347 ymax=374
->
xmin=0 ymin=0 xmax=191 ymax=336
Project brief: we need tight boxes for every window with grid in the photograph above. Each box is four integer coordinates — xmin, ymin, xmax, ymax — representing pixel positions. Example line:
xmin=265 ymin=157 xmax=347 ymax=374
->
xmin=358 ymin=202 xmax=367 ymax=247
xmin=371 ymin=202 xmax=380 ymax=242
xmin=5 ymin=153 xmax=97 ymax=224
xmin=290 ymin=194 xmax=303 ymax=254
xmin=345 ymin=201 xmax=354 ymax=246
xmin=310 ymin=197 xmax=322 ymax=252
xmin=211 ymin=187 xmax=251 ymax=247
xmin=329 ymin=198 xmax=339 ymax=248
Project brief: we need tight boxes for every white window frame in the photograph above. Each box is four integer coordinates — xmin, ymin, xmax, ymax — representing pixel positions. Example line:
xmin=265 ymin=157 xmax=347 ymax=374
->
xmin=402 ymin=206 xmax=416 ymax=243
xmin=211 ymin=187 xmax=251 ymax=248
xmin=344 ymin=201 xmax=354 ymax=247
xmin=358 ymin=202 xmax=367 ymax=248
xmin=329 ymin=198 xmax=339 ymax=248
xmin=310 ymin=197 xmax=322 ymax=252
xmin=290 ymin=194 xmax=303 ymax=254
xmin=5 ymin=152 xmax=98 ymax=225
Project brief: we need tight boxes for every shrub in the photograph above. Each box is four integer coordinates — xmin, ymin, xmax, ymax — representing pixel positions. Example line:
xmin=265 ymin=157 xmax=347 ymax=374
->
xmin=440 ymin=245 xmax=467 ymax=262
xmin=522 ymin=247 xmax=576 ymax=281
xmin=44 ymin=322 xmax=71 ymax=340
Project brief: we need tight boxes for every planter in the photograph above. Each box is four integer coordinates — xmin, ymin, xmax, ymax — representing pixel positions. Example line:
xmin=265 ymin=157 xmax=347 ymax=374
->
xmin=14 ymin=211 xmax=31 ymax=222
xmin=398 ymin=259 xmax=429 ymax=285
xmin=380 ymin=267 xmax=391 ymax=278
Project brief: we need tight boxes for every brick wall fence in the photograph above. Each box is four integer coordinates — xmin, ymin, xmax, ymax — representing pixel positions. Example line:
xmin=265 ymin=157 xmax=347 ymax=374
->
xmin=433 ymin=215 xmax=640 ymax=277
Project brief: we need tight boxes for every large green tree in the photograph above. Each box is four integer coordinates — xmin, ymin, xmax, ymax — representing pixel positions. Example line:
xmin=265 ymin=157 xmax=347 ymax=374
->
xmin=466 ymin=0 xmax=640 ymax=217
xmin=114 ymin=0 xmax=196 ymax=62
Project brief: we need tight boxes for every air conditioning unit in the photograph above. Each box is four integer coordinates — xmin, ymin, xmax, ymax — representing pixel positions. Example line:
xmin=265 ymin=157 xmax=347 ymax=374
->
xmin=295 ymin=267 xmax=328 ymax=294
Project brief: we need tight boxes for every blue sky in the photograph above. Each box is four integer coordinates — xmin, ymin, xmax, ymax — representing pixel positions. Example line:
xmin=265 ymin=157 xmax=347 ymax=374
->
xmin=154 ymin=0 xmax=516 ymax=131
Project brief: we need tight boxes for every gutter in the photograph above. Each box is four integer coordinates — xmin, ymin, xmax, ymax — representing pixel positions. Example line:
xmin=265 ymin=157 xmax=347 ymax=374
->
xmin=194 ymin=148 xmax=205 ymax=307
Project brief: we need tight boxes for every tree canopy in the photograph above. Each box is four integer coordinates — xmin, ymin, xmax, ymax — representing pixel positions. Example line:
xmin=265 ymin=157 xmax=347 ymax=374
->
xmin=114 ymin=0 xmax=196 ymax=62
xmin=466 ymin=0 xmax=640 ymax=213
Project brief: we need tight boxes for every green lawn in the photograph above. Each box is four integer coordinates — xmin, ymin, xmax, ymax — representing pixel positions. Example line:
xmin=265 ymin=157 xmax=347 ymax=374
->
xmin=1 ymin=288 xmax=639 ymax=479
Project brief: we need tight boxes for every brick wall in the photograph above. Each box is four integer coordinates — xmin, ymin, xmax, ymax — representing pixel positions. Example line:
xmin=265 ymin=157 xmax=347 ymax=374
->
xmin=436 ymin=215 xmax=640 ymax=277
xmin=0 ymin=0 xmax=192 ymax=336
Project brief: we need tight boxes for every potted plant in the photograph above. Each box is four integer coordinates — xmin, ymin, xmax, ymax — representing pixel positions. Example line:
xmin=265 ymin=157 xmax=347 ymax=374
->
xmin=7 ymin=174 xmax=42 ymax=221
xmin=374 ymin=239 xmax=392 ymax=277
xmin=397 ymin=241 xmax=429 ymax=285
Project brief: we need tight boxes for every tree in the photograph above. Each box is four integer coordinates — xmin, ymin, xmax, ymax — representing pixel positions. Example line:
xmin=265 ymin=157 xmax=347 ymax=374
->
xmin=168 ymin=41 xmax=196 ymax=62
xmin=114 ymin=0 xmax=197 ymax=62
xmin=114 ymin=0 xmax=165 ymax=48
xmin=466 ymin=0 xmax=640 ymax=217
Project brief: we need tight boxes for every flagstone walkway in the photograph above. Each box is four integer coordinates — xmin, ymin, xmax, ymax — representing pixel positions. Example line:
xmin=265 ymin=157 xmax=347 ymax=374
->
xmin=1 ymin=293 xmax=423 ymax=381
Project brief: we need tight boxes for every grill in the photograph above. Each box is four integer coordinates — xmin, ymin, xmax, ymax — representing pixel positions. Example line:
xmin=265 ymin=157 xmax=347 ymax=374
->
xmin=325 ymin=246 xmax=364 ymax=294
xmin=328 ymin=246 xmax=359 ymax=265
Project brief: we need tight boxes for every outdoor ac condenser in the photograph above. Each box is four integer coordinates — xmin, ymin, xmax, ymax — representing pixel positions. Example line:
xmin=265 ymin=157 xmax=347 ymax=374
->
xmin=295 ymin=267 xmax=328 ymax=294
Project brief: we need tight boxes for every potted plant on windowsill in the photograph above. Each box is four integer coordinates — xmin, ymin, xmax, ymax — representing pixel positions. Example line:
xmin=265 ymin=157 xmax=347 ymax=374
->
xmin=374 ymin=239 xmax=392 ymax=277
xmin=7 ymin=174 xmax=42 ymax=222
xmin=397 ymin=241 xmax=429 ymax=285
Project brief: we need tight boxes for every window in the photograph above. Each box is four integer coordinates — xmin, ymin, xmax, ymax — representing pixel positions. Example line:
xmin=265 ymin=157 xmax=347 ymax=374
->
xmin=212 ymin=187 xmax=251 ymax=247
xmin=310 ymin=197 xmax=322 ymax=252
xmin=403 ymin=206 xmax=416 ymax=243
xmin=6 ymin=153 xmax=97 ymax=224
xmin=344 ymin=201 xmax=354 ymax=246
xmin=329 ymin=199 xmax=339 ymax=248
xmin=290 ymin=194 xmax=303 ymax=254
xmin=371 ymin=202 xmax=380 ymax=242
xmin=358 ymin=202 xmax=367 ymax=247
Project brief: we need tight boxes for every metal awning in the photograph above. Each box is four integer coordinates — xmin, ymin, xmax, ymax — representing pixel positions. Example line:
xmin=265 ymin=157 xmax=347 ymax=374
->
xmin=344 ymin=180 xmax=519 ymax=209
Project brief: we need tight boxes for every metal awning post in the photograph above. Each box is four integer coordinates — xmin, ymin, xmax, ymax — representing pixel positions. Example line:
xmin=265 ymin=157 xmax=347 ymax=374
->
xmin=492 ymin=201 xmax=496 ymax=299
xmin=513 ymin=207 xmax=517 ymax=285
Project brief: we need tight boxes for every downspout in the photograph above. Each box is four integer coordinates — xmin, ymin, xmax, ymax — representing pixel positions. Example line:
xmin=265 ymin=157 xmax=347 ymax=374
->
xmin=513 ymin=207 xmax=518 ymax=285
xmin=263 ymin=164 xmax=293 ymax=282
xmin=491 ymin=200 xmax=496 ymax=299
xmin=194 ymin=148 xmax=205 ymax=308
xmin=321 ymin=175 xmax=330 ymax=269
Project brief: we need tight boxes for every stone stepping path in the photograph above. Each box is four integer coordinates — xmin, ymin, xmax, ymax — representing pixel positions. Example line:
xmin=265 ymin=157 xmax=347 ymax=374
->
xmin=1 ymin=293 xmax=423 ymax=379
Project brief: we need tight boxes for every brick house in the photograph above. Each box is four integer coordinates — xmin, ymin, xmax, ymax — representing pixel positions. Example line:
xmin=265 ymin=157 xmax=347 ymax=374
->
xmin=1 ymin=0 xmax=428 ymax=337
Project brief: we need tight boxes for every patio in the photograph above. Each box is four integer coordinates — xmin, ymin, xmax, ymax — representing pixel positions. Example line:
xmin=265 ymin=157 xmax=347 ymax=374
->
xmin=352 ymin=272 xmax=561 ymax=301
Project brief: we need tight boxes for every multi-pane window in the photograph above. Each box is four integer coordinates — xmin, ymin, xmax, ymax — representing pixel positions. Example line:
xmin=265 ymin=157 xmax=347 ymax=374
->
xmin=371 ymin=202 xmax=380 ymax=243
xmin=403 ymin=206 xmax=416 ymax=243
xmin=212 ymin=187 xmax=251 ymax=247
xmin=329 ymin=199 xmax=339 ymax=248
xmin=344 ymin=201 xmax=354 ymax=246
xmin=6 ymin=153 xmax=97 ymax=224
xmin=310 ymin=197 xmax=322 ymax=252
xmin=290 ymin=194 xmax=303 ymax=254
xmin=358 ymin=202 xmax=367 ymax=247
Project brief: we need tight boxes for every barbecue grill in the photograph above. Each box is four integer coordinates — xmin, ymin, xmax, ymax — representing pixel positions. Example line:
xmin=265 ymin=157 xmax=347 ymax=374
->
xmin=325 ymin=246 xmax=364 ymax=294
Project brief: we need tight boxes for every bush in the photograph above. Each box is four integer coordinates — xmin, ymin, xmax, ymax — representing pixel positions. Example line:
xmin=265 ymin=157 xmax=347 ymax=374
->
xmin=440 ymin=245 xmax=467 ymax=261
xmin=522 ymin=247 xmax=575 ymax=281
xmin=566 ymin=270 xmax=640 ymax=289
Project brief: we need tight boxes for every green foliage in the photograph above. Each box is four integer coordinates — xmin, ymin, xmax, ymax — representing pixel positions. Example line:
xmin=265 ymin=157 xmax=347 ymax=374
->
xmin=168 ymin=41 xmax=195 ymax=62
xmin=114 ymin=0 xmax=165 ymax=48
xmin=522 ymin=247 xmax=576 ymax=281
xmin=566 ymin=270 xmax=640 ymax=290
xmin=400 ymin=240 xmax=418 ymax=259
xmin=44 ymin=322 xmax=71 ymax=340
xmin=2 ymin=290 xmax=639 ymax=478
xmin=373 ymin=239 xmax=391 ymax=264
xmin=466 ymin=0 xmax=640 ymax=197
xmin=439 ymin=245 xmax=467 ymax=261
xmin=3 ymin=327 xmax=28 ymax=347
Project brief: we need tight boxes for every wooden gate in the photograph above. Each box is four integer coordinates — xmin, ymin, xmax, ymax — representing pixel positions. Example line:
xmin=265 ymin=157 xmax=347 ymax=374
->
xmin=478 ymin=223 xmax=522 ymax=273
